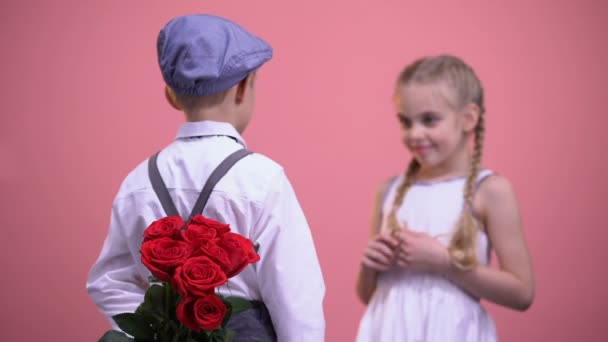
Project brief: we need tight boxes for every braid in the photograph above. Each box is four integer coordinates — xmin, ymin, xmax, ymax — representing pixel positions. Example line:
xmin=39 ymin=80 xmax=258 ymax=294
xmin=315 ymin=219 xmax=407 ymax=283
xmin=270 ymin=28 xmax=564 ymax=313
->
xmin=449 ymin=111 xmax=485 ymax=269
xmin=387 ymin=159 xmax=420 ymax=234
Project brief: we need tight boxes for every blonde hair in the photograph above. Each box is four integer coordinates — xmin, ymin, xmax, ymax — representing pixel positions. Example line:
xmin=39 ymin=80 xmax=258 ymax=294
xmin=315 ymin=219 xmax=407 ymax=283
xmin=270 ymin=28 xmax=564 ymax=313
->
xmin=389 ymin=55 xmax=485 ymax=269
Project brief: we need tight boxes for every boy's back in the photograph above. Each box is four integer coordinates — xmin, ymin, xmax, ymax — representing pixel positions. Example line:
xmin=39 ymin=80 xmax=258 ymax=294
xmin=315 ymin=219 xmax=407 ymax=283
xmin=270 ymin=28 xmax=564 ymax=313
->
xmin=87 ymin=14 xmax=325 ymax=342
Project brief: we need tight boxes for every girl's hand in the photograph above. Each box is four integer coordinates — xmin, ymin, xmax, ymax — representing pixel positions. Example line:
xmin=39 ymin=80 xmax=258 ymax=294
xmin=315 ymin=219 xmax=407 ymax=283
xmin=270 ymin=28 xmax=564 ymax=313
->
xmin=395 ymin=225 xmax=451 ymax=274
xmin=362 ymin=231 xmax=400 ymax=272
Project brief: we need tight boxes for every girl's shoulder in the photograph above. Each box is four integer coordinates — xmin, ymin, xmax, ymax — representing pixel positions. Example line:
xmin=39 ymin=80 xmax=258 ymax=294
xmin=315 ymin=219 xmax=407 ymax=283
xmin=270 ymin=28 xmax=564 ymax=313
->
xmin=476 ymin=171 xmax=516 ymax=201
xmin=474 ymin=171 xmax=519 ymax=226
xmin=377 ymin=174 xmax=403 ymax=201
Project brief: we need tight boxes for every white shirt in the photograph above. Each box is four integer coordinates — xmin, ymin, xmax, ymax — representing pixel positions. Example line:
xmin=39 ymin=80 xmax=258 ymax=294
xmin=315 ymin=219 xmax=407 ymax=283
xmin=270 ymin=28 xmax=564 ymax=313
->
xmin=86 ymin=121 xmax=326 ymax=341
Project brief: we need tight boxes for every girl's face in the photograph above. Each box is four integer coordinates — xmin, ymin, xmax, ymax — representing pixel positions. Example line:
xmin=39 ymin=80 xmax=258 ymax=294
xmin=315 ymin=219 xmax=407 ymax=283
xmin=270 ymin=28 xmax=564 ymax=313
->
xmin=394 ymin=81 xmax=476 ymax=170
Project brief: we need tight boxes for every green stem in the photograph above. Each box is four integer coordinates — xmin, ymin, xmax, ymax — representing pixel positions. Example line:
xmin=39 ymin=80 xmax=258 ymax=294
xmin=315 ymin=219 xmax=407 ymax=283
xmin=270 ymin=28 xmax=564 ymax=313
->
xmin=165 ymin=281 xmax=172 ymax=318
xmin=164 ymin=281 xmax=172 ymax=338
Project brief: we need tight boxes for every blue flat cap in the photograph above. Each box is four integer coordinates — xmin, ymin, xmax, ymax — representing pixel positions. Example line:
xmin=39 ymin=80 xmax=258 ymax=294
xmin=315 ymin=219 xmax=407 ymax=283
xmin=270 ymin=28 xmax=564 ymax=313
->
xmin=157 ymin=14 xmax=273 ymax=96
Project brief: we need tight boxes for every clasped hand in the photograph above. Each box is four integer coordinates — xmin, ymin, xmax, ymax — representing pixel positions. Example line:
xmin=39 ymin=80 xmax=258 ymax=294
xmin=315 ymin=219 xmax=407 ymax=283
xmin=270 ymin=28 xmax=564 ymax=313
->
xmin=362 ymin=224 xmax=451 ymax=274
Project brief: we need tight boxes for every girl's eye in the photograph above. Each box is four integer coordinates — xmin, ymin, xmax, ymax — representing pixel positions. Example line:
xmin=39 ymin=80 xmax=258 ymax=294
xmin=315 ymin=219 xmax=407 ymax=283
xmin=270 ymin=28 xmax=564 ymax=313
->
xmin=397 ymin=114 xmax=411 ymax=128
xmin=422 ymin=115 xmax=439 ymax=126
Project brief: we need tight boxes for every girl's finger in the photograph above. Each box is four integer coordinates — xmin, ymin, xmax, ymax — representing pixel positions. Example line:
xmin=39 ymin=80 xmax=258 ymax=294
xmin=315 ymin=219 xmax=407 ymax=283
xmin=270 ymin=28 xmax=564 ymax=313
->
xmin=365 ymin=249 xmax=392 ymax=265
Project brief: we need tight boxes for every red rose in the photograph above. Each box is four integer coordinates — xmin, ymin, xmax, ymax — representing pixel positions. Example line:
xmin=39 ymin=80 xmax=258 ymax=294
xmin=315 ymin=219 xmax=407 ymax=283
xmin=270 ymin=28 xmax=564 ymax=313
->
xmin=172 ymin=256 xmax=228 ymax=298
xmin=218 ymin=232 xmax=260 ymax=278
xmin=182 ymin=223 xmax=220 ymax=252
xmin=241 ymin=237 xmax=261 ymax=264
xmin=177 ymin=295 xmax=226 ymax=332
xmin=189 ymin=214 xmax=231 ymax=235
xmin=196 ymin=240 xmax=231 ymax=269
xmin=140 ymin=238 xmax=192 ymax=281
xmin=143 ymin=216 xmax=184 ymax=242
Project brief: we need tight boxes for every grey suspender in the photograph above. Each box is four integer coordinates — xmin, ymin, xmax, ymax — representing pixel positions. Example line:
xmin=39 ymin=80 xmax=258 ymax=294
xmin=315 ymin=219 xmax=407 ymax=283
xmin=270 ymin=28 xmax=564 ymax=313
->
xmin=148 ymin=152 xmax=179 ymax=217
xmin=148 ymin=148 xmax=253 ymax=224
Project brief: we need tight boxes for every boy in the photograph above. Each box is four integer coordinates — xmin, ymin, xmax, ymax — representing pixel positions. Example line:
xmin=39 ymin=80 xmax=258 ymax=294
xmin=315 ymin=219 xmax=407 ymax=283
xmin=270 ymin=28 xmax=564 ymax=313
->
xmin=87 ymin=14 xmax=326 ymax=341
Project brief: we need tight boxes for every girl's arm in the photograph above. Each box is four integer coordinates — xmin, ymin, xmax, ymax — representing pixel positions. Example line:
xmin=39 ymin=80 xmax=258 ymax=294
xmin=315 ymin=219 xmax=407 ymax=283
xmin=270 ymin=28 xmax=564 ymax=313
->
xmin=356 ymin=179 xmax=397 ymax=305
xmin=447 ymin=175 xmax=535 ymax=311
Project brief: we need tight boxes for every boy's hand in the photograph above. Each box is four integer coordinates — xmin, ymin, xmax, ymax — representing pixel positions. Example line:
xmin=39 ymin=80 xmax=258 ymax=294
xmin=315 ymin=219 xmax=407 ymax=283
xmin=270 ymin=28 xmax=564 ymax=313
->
xmin=362 ymin=231 xmax=400 ymax=272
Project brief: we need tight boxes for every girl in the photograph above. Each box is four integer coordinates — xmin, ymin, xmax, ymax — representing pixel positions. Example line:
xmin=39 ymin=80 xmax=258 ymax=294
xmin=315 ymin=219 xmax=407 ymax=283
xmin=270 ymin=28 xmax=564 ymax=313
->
xmin=356 ymin=55 xmax=534 ymax=341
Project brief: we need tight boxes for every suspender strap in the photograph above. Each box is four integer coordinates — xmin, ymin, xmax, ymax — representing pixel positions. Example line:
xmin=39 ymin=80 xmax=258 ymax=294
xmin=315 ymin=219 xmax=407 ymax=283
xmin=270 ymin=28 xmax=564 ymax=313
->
xmin=188 ymin=148 xmax=253 ymax=221
xmin=148 ymin=151 xmax=179 ymax=217
xmin=148 ymin=148 xmax=253 ymax=221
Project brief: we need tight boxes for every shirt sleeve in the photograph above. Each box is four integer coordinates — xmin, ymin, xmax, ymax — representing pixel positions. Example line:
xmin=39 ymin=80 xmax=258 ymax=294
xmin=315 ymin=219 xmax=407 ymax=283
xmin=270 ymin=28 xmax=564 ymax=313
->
xmin=86 ymin=196 xmax=148 ymax=331
xmin=252 ymin=169 xmax=326 ymax=341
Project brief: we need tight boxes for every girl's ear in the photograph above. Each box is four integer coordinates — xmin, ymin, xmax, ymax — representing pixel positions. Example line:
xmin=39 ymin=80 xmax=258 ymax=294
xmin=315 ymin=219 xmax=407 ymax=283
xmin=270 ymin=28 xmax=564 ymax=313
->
xmin=462 ymin=102 xmax=481 ymax=133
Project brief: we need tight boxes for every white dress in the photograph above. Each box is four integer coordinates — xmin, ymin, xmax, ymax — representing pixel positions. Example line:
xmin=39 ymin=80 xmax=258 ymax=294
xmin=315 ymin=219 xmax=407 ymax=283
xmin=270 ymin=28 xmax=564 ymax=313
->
xmin=356 ymin=170 xmax=498 ymax=342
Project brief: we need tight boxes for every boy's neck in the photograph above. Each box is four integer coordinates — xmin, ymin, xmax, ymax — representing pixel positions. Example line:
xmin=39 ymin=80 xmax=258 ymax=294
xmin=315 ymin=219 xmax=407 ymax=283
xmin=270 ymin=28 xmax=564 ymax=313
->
xmin=183 ymin=107 xmax=248 ymax=134
xmin=184 ymin=108 xmax=236 ymax=124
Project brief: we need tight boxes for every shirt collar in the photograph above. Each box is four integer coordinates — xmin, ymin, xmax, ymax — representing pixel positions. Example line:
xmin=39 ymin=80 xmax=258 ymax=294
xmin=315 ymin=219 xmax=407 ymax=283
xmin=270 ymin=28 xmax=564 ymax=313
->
xmin=175 ymin=121 xmax=247 ymax=148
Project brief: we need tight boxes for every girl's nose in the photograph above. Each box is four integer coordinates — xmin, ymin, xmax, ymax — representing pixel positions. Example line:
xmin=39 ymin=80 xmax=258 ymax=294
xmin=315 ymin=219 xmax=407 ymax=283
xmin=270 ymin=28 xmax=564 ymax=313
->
xmin=408 ymin=124 xmax=424 ymax=140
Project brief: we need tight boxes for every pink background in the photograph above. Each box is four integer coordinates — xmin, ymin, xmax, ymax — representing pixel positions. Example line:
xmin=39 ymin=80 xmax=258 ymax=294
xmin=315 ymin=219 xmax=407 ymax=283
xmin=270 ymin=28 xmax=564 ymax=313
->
xmin=2 ymin=0 xmax=607 ymax=341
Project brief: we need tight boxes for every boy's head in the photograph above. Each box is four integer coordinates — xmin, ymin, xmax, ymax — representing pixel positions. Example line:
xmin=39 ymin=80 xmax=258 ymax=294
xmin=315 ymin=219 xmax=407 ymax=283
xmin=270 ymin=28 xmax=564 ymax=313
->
xmin=157 ymin=14 xmax=272 ymax=132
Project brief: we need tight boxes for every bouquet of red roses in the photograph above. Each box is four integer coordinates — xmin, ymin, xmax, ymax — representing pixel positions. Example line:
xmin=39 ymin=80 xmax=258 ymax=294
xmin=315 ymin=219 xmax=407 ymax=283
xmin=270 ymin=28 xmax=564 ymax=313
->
xmin=99 ymin=214 xmax=260 ymax=342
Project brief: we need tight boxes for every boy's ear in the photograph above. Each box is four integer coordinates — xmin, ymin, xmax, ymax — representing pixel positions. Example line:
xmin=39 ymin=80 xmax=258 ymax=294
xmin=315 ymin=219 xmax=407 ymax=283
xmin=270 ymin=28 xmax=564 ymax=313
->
xmin=462 ymin=102 xmax=481 ymax=133
xmin=235 ymin=73 xmax=256 ymax=104
xmin=165 ymin=86 xmax=182 ymax=110
xmin=248 ymin=72 xmax=257 ymax=88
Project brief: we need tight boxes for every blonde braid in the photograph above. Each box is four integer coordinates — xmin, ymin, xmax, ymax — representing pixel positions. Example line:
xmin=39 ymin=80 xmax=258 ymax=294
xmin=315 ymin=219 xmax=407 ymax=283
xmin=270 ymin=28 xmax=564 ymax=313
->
xmin=387 ymin=159 xmax=420 ymax=234
xmin=449 ymin=111 xmax=485 ymax=269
